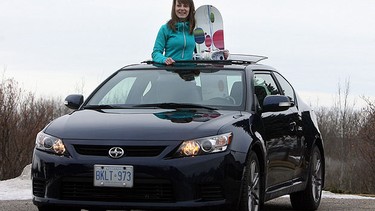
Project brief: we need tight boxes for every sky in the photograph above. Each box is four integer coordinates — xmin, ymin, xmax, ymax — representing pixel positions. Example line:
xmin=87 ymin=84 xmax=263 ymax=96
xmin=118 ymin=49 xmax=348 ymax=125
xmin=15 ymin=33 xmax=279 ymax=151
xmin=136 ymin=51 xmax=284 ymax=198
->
xmin=1 ymin=165 xmax=374 ymax=201
xmin=1 ymin=0 xmax=375 ymax=108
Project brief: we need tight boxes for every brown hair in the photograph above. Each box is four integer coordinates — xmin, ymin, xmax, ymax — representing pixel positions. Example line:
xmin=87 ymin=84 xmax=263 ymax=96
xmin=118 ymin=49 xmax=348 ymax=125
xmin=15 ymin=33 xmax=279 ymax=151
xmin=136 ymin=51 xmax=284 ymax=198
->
xmin=167 ymin=0 xmax=196 ymax=34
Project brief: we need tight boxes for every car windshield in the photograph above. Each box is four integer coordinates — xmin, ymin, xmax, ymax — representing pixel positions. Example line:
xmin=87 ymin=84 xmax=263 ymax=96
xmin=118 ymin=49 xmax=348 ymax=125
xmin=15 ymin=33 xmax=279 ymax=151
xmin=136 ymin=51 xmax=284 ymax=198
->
xmin=85 ymin=68 xmax=245 ymax=110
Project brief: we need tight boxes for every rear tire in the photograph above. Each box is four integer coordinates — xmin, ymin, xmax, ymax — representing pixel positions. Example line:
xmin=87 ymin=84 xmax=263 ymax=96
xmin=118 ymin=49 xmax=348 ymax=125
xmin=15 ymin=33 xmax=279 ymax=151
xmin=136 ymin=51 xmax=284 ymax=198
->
xmin=290 ymin=145 xmax=324 ymax=211
xmin=238 ymin=151 xmax=262 ymax=211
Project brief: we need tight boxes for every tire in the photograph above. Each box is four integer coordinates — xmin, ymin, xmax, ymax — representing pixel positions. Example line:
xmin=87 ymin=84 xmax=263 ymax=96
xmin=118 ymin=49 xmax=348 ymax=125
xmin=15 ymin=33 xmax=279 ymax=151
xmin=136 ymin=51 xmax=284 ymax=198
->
xmin=290 ymin=145 xmax=324 ymax=211
xmin=238 ymin=151 xmax=262 ymax=211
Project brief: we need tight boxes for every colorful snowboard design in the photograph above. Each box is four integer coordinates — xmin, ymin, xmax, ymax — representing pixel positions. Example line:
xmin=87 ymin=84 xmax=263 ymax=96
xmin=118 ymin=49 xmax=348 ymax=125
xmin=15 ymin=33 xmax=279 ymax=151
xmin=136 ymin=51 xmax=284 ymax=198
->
xmin=194 ymin=5 xmax=225 ymax=60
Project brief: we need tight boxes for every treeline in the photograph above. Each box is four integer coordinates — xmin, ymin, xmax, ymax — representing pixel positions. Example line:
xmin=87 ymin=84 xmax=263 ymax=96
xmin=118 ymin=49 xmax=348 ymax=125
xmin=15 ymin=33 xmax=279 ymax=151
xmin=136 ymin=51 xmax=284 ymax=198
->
xmin=315 ymin=84 xmax=375 ymax=194
xmin=0 ymin=77 xmax=70 ymax=180
xmin=0 ymin=76 xmax=374 ymax=194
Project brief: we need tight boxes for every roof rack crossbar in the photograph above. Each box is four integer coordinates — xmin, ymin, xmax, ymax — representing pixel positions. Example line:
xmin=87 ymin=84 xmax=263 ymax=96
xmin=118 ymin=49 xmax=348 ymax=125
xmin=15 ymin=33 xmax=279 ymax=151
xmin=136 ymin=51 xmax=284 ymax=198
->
xmin=229 ymin=54 xmax=268 ymax=63
xmin=142 ymin=60 xmax=232 ymax=65
xmin=142 ymin=54 xmax=267 ymax=65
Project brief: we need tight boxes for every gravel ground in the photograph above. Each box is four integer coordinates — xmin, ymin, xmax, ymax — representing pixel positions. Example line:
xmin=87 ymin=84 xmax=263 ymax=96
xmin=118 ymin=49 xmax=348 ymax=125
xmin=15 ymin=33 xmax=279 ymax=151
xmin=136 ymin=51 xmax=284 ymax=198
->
xmin=0 ymin=197 xmax=375 ymax=211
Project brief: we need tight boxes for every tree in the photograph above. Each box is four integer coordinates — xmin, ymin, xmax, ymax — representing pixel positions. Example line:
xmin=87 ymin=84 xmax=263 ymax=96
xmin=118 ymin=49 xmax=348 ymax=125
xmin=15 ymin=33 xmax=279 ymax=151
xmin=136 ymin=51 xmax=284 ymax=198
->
xmin=0 ymin=77 xmax=70 ymax=180
xmin=315 ymin=79 xmax=374 ymax=193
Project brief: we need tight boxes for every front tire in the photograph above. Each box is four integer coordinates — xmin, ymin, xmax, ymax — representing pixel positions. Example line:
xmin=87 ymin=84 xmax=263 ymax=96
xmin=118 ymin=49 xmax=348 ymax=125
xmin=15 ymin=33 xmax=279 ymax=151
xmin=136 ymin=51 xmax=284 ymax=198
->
xmin=290 ymin=145 xmax=324 ymax=210
xmin=238 ymin=151 xmax=262 ymax=211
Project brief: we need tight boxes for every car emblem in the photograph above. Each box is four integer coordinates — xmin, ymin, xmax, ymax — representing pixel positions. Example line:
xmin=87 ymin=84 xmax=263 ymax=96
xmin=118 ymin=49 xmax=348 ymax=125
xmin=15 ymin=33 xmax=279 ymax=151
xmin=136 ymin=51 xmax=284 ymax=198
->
xmin=108 ymin=147 xmax=125 ymax=159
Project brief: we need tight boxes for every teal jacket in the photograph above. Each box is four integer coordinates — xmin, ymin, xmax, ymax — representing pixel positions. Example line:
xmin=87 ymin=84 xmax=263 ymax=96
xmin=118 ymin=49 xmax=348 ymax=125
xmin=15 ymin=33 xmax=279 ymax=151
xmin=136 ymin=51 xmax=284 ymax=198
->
xmin=152 ymin=22 xmax=195 ymax=64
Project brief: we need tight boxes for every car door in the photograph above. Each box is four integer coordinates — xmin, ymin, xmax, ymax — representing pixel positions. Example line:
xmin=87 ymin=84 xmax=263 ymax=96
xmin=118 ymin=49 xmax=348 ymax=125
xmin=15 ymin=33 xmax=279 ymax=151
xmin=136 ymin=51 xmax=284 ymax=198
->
xmin=273 ymin=72 xmax=305 ymax=178
xmin=254 ymin=71 xmax=303 ymax=188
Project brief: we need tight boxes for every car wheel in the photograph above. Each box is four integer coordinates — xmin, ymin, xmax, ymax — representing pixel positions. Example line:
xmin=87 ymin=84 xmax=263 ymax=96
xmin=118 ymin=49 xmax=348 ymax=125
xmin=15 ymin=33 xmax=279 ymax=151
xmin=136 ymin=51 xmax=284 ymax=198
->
xmin=290 ymin=145 xmax=324 ymax=211
xmin=239 ymin=151 xmax=262 ymax=211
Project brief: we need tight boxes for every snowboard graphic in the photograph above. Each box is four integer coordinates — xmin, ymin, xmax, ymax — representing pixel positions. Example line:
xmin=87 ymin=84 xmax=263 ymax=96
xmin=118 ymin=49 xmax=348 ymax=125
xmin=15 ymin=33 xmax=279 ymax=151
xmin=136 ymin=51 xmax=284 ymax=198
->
xmin=194 ymin=5 xmax=225 ymax=60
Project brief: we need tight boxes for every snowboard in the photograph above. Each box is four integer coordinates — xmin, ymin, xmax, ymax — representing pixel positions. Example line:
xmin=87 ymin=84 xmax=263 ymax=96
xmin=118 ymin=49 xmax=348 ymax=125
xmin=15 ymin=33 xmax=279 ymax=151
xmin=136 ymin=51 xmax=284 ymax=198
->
xmin=194 ymin=5 xmax=225 ymax=60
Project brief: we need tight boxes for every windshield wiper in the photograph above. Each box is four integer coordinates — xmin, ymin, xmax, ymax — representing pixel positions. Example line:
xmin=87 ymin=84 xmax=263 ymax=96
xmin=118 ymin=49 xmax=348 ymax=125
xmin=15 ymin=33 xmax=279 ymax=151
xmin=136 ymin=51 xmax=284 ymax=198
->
xmin=83 ymin=105 xmax=121 ymax=110
xmin=133 ymin=103 xmax=217 ymax=110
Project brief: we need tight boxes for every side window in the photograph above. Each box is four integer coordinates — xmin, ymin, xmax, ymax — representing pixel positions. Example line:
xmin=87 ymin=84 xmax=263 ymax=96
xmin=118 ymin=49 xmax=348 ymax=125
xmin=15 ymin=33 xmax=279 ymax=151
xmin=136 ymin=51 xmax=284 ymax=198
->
xmin=274 ymin=72 xmax=296 ymax=103
xmin=253 ymin=73 xmax=279 ymax=106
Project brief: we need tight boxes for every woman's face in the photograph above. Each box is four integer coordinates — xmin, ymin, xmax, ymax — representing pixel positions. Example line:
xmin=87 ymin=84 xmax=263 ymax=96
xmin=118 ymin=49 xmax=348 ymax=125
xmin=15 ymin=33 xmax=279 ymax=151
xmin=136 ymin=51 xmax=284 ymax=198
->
xmin=175 ymin=0 xmax=190 ymax=20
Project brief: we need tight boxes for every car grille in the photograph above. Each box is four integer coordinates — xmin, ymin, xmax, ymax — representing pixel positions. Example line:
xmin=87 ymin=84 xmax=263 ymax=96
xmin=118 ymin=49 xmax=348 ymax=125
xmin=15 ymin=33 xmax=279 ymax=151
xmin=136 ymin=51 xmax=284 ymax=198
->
xmin=33 ymin=179 xmax=46 ymax=197
xmin=61 ymin=177 xmax=174 ymax=202
xmin=74 ymin=145 xmax=166 ymax=157
xmin=199 ymin=184 xmax=225 ymax=201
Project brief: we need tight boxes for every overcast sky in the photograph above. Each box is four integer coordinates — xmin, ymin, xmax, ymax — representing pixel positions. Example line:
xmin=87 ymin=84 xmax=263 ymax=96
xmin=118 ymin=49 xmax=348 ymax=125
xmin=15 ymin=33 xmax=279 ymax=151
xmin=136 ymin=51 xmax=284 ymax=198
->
xmin=1 ymin=0 xmax=374 ymax=107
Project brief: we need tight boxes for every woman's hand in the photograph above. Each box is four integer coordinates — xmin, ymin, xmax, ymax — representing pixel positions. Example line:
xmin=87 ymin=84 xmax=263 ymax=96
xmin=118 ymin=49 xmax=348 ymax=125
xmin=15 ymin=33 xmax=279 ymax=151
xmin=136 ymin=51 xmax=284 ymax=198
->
xmin=165 ymin=57 xmax=175 ymax=65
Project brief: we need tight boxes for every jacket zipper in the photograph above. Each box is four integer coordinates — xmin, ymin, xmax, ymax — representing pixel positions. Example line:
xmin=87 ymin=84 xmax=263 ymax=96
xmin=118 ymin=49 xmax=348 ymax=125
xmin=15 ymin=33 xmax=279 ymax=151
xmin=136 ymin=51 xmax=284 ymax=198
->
xmin=182 ymin=23 xmax=186 ymax=59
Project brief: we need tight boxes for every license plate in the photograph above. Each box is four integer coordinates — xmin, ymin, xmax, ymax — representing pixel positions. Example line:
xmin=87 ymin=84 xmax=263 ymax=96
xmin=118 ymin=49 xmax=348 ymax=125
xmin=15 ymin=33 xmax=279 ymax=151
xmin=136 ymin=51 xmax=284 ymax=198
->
xmin=94 ymin=165 xmax=134 ymax=188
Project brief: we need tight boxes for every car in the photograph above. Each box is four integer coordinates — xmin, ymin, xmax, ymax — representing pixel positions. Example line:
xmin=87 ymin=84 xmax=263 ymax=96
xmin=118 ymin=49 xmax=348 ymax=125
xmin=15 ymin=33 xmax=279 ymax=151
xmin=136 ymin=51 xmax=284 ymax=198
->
xmin=31 ymin=55 xmax=325 ymax=211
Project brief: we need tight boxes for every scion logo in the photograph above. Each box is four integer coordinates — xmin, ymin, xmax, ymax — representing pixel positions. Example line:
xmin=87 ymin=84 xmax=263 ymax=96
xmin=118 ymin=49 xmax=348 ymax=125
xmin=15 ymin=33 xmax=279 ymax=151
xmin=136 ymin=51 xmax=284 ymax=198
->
xmin=108 ymin=147 xmax=125 ymax=159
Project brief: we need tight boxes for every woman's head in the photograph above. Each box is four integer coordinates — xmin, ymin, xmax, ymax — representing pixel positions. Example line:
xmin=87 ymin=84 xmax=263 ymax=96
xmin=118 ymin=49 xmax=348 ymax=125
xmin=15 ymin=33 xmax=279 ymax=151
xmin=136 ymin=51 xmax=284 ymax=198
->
xmin=169 ymin=0 xmax=195 ymax=33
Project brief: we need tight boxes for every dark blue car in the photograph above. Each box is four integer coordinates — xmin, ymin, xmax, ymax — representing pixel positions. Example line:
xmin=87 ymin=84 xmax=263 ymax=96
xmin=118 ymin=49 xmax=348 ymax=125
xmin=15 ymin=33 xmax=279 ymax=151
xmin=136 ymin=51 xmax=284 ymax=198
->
xmin=32 ymin=56 xmax=325 ymax=211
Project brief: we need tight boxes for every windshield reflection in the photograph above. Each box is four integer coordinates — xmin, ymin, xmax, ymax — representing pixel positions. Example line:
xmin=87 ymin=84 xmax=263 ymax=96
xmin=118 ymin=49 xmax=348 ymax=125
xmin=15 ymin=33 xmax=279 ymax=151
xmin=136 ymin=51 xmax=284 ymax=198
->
xmin=154 ymin=109 xmax=221 ymax=123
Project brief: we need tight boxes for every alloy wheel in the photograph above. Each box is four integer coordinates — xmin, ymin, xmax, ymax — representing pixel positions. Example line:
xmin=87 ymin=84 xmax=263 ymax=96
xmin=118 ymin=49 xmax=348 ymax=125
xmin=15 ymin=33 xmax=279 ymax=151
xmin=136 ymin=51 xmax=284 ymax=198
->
xmin=248 ymin=159 xmax=260 ymax=211
xmin=311 ymin=149 xmax=323 ymax=203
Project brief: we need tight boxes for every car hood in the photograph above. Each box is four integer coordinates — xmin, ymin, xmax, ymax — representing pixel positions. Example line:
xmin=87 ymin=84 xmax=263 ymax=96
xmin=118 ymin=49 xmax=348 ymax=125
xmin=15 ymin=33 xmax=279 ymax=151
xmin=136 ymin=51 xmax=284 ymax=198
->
xmin=44 ymin=109 xmax=243 ymax=141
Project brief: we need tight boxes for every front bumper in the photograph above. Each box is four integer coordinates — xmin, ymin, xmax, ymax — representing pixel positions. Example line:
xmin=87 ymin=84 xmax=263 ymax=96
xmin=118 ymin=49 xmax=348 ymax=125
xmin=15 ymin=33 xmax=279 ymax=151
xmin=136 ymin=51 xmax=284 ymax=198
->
xmin=32 ymin=142 xmax=247 ymax=210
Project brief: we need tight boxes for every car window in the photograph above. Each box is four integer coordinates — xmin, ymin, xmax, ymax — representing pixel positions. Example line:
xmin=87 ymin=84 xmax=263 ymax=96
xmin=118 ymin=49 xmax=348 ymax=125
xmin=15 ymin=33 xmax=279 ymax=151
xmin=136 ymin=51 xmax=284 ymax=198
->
xmin=199 ymin=73 xmax=243 ymax=106
xmin=253 ymin=73 xmax=280 ymax=106
xmin=274 ymin=72 xmax=296 ymax=103
xmin=99 ymin=77 xmax=136 ymax=105
xmin=87 ymin=70 xmax=158 ymax=105
xmin=86 ymin=69 xmax=245 ymax=109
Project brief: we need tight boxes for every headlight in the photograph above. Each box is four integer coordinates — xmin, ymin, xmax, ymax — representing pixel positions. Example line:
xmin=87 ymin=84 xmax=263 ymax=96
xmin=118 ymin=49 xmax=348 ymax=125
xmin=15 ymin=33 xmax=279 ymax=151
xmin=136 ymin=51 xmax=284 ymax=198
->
xmin=35 ymin=132 xmax=67 ymax=155
xmin=175 ymin=133 xmax=232 ymax=157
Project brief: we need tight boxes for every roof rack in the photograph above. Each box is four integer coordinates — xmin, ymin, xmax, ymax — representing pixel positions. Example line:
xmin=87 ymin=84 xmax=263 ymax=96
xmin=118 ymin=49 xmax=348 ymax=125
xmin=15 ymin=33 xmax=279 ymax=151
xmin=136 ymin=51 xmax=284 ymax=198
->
xmin=142 ymin=60 xmax=231 ymax=65
xmin=229 ymin=54 xmax=268 ymax=64
xmin=142 ymin=54 xmax=268 ymax=65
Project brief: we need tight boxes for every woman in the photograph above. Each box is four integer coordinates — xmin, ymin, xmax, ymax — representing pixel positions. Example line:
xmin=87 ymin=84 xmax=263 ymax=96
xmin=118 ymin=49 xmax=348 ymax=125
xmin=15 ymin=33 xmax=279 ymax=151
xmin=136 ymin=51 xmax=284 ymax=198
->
xmin=152 ymin=0 xmax=196 ymax=65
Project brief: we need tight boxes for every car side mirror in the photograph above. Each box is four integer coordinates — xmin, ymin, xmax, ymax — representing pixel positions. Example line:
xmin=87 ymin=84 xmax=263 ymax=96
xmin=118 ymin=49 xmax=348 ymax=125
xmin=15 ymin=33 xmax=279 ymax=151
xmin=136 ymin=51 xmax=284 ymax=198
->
xmin=262 ymin=95 xmax=293 ymax=112
xmin=64 ymin=94 xmax=84 ymax=110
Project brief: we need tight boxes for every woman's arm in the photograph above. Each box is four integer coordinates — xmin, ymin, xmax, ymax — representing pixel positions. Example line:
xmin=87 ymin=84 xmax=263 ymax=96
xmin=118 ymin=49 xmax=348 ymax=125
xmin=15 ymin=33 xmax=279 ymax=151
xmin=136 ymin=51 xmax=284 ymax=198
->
xmin=152 ymin=25 xmax=169 ymax=64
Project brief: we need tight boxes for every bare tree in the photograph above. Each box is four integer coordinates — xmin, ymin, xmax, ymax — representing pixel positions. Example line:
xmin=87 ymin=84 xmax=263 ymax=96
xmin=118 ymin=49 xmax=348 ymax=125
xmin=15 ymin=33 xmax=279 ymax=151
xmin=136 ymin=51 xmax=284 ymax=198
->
xmin=316 ymin=79 xmax=373 ymax=193
xmin=0 ymin=78 xmax=22 ymax=179
xmin=0 ymin=76 xmax=70 ymax=180
xmin=357 ymin=97 xmax=375 ymax=192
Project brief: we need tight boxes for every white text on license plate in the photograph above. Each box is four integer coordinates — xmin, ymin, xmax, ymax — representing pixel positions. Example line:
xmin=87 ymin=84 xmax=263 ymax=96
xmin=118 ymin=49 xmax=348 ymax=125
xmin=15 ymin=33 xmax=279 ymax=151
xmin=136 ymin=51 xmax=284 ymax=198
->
xmin=94 ymin=165 xmax=134 ymax=188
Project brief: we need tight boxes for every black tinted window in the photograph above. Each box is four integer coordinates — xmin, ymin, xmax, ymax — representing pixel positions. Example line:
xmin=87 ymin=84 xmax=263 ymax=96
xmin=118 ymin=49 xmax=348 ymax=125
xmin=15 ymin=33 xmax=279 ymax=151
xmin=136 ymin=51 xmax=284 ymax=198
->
xmin=253 ymin=73 xmax=280 ymax=106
